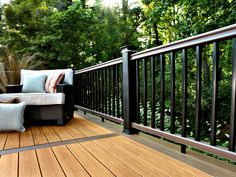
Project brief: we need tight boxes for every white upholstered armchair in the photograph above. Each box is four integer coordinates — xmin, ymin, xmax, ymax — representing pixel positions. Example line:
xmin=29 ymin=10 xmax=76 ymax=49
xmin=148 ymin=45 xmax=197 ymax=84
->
xmin=0 ymin=69 xmax=74 ymax=125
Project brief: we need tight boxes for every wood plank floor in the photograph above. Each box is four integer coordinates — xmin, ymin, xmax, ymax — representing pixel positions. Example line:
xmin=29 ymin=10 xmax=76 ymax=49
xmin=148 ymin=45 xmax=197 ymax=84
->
xmin=0 ymin=114 xmax=212 ymax=177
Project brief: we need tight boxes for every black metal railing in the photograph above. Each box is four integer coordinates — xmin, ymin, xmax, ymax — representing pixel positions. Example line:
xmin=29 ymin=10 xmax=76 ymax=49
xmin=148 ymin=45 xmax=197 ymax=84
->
xmin=74 ymin=24 xmax=236 ymax=162
xmin=74 ymin=58 xmax=123 ymax=124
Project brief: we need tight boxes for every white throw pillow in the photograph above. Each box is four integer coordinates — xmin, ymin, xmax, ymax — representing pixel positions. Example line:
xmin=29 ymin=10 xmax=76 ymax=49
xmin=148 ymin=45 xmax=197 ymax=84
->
xmin=0 ymin=102 xmax=26 ymax=132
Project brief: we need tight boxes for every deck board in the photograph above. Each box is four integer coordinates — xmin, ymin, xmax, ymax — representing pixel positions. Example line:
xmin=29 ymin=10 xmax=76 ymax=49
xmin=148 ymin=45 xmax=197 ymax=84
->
xmin=20 ymin=127 xmax=34 ymax=147
xmin=0 ymin=116 xmax=213 ymax=177
xmin=81 ymin=141 xmax=141 ymax=177
xmin=0 ymin=133 xmax=8 ymax=150
xmin=31 ymin=127 xmax=48 ymax=145
xmin=111 ymin=136 xmax=209 ymax=176
xmin=93 ymin=138 xmax=169 ymax=177
xmin=104 ymin=136 xmax=197 ymax=177
xmin=67 ymin=143 xmax=115 ymax=177
xmin=52 ymin=145 xmax=90 ymax=177
xmin=63 ymin=124 xmax=86 ymax=139
xmin=0 ymin=153 xmax=18 ymax=177
xmin=52 ymin=126 xmax=74 ymax=141
xmin=19 ymin=150 xmax=41 ymax=177
xmin=69 ymin=120 xmax=96 ymax=137
xmin=36 ymin=148 xmax=65 ymax=177
xmin=4 ymin=132 xmax=19 ymax=149
xmin=41 ymin=126 xmax=61 ymax=143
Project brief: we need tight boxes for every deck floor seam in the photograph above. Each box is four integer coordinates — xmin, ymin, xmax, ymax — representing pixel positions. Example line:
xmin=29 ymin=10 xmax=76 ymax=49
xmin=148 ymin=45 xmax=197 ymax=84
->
xmin=0 ymin=133 xmax=117 ymax=156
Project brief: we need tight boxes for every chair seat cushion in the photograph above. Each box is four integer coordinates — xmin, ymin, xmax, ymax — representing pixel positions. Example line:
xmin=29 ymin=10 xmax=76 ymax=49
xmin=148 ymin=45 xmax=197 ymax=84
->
xmin=0 ymin=93 xmax=65 ymax=105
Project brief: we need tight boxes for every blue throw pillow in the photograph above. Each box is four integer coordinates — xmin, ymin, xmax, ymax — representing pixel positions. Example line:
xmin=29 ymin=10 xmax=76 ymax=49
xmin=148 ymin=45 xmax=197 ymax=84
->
xmin=22 ymin=75 xmax=47 ymax=93
xmin=0 ymin=102 xmax=26 ymax=132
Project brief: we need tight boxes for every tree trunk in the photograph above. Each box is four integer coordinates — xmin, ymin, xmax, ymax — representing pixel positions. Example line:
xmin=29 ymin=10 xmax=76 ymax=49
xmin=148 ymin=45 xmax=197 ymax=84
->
xmin=122 ymin=0 xmax=128 ymax=22
xmin=153 ymin=23 xmax=162 ymax=47
xmin=202 ymin=50 xmax=210 ymax=86
xmin=81 ymin=0 xmax=86 ymax=8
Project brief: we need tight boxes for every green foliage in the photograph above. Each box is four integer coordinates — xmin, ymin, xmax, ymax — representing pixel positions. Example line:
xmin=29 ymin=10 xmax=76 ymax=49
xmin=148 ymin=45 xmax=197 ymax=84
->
xmin=0 ymin=0 xmax=142 ymax=69
xmin=140 ymin=0 xmax=236 ymax=46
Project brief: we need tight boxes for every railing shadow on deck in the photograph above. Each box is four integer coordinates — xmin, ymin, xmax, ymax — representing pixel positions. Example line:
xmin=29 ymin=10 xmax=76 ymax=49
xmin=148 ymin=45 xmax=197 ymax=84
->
xmin=74 ymin=24 xmax=236 ymax=162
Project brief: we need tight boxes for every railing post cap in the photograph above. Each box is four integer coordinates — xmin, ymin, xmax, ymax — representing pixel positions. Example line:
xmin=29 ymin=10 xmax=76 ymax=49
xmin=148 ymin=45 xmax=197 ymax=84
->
xmin=120 ymin=45 xmax=137 ymax=53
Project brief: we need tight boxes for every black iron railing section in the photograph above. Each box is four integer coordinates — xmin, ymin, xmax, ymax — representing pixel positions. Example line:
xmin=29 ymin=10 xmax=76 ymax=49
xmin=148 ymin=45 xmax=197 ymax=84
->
xmin=75 ymin=58 xmax=123 ymax=124
xmin=75 ymin=24 xmax=236 ymax=162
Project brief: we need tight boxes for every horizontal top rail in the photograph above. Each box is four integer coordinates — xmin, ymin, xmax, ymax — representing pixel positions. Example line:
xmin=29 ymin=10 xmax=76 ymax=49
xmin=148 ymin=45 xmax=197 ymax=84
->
xmin=75 ymin=57 xmax=122 ymax=74
xmin=131 ymin=23 xmax=236 ymax=60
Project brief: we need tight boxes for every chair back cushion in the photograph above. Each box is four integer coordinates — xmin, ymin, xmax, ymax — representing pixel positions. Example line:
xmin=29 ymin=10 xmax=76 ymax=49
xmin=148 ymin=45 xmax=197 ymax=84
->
xmin=21 ymin=69 xmax=73 ymax=85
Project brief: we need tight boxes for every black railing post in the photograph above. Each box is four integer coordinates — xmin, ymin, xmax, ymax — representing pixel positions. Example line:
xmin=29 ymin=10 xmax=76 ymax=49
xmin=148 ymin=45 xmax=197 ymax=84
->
xmin=121 ymin=46 xmax=139 ymax=134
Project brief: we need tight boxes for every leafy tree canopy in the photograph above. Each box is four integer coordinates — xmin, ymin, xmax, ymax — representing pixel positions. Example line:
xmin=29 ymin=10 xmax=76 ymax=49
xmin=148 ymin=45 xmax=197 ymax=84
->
xmin=1 ymin=0 xmax=235 ymax=68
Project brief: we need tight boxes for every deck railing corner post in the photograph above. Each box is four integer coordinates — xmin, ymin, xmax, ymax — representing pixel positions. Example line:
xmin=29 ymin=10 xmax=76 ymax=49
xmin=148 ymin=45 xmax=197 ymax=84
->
xmin=121 ymin=46 xmax=139 ymax=134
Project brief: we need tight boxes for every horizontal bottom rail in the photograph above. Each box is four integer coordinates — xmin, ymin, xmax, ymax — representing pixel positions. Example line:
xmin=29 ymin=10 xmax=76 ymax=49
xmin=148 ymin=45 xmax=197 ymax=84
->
xmin=131 ymin=123 xmax=236 ymax=162
xmin=74 ymin=105 xmax=123 ymax=124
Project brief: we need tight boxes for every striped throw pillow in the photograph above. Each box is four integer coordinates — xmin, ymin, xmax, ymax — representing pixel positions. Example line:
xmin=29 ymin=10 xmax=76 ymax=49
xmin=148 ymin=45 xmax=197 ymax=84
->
xmin=45 ymin=72 xmax=65 ymax=93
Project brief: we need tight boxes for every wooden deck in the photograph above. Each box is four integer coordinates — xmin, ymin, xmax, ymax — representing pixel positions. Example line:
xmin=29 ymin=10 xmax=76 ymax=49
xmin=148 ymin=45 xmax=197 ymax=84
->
xmin=0 ymin=114 xmax=213 ymax=177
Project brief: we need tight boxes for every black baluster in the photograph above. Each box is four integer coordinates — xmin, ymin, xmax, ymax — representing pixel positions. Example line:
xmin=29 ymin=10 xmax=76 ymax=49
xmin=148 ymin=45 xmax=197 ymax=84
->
xmin=101 ymin=69 xmax=105 ymax=121
xmin=170 ymin=52 xmax=176 ymax=133
xmin=116 ymin=65 xmax=120 ymax=118
xmin=108 ymin=67 xmax=111 ymax=115
xmin=81 ymin=74 xmax=83 ymax=106
xmin=182 ymin=49 xmax=187 ymax=153
xmin=229 ymin=38 xmax=236 ymax=152
xmin=136 ymin=60 xmax=140 ymax=124
xmin=100 ymin=69 xmax=103 ymax=112
xmin=195 ymin=46 xmax=202 ymax=141
xmin=104 ymin=68 xmax=107 ymax=114
xmin=121 ymin=65 xmax=123 ymax=118
xmin=85 ymin=73 xmax=87 ymax=108
xmin=210 ymin=42 xmax=219 ymax=146
xmin=96 ymin=70 xmax=98 ymax=111
xmin=99 ymin=69 xmax=101 ymax=112
xmin=93 ymin=70 xmax=95 ymax=109
xmin=102 ymin=68 xmax=106 ymax=113
xmin=100 ymin=69 xmax=104 ymax=113
xmin=88 ymin=72 xmax=91 ymax=109
xmin=151 ymin=56 xmax=156 ymax=128
xmin=143 ymin=59 xmax=147 ymax=126
xmin=93 ymin=71 xmax=95 ymax=110
xmin=160 ymin=54 xmax=165 ymax=131
xmin=112 ymin=66 xmax=116 ymax=116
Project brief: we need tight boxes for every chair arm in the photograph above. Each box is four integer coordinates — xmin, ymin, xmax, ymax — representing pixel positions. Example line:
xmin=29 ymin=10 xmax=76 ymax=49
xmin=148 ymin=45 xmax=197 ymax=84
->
xmin=56 ymin=84 xmax=73 ymax=94
xmin=56 ymin=84 xmax=74 ymax=120
xmin=6 ymin=85 xmax=22 ymax=93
